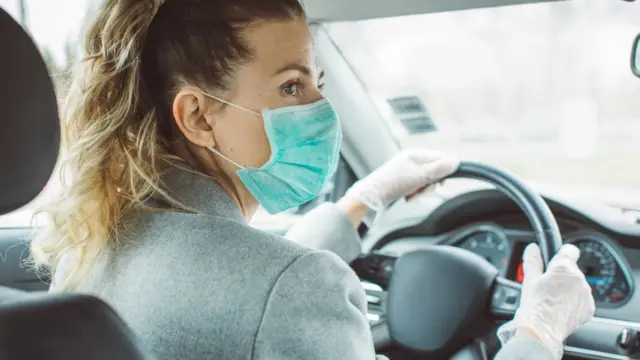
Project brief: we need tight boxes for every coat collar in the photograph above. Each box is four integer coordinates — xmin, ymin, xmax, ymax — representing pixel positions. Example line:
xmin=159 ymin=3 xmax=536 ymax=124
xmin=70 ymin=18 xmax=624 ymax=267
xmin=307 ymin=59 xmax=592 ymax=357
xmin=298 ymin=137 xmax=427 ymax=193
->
xmin=157 ymin=162 xmax=245 ymax=223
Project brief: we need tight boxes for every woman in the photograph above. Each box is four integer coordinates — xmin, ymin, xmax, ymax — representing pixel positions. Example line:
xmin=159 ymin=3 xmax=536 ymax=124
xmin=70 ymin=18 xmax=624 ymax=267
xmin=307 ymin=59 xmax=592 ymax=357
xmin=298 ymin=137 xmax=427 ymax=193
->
xmin=30 ymin=0 xmax=593 ymax=359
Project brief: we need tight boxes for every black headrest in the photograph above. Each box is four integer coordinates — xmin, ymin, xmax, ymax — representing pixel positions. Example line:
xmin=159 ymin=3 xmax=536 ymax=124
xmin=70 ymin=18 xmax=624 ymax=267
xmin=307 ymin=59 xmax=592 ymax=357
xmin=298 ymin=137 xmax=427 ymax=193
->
xmin=0 ymin=292 xmax=154 ymax=360
xmin=0 ymin=7 xmax=60 ymax=215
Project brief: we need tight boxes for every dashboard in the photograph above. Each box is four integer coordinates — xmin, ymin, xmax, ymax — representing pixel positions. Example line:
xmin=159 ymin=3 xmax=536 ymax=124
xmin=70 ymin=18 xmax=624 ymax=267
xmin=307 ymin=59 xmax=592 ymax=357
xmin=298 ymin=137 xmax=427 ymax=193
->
xmin=357 ymin=221 xmax=638 ymax=317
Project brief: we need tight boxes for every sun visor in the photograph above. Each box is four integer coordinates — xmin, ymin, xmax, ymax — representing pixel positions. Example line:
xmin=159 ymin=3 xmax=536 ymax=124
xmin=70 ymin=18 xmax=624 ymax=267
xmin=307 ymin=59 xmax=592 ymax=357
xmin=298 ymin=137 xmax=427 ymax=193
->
xmin=302 ymin=0 xmax=563 ymax=22
xmin=0 ymin=7 xmax=60 ymax=215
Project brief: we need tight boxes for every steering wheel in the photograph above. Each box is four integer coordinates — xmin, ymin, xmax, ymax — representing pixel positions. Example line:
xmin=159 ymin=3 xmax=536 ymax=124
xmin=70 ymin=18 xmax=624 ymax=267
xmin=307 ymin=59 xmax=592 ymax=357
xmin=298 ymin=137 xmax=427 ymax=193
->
xmin=382 ymin=161 xmax=563 ymax=358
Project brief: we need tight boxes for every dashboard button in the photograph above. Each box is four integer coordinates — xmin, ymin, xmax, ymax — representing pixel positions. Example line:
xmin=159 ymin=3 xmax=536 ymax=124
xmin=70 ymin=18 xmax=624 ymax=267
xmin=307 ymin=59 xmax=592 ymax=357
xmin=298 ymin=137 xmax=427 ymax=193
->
xmin=491 ymin=278 xmax=522 ymax=316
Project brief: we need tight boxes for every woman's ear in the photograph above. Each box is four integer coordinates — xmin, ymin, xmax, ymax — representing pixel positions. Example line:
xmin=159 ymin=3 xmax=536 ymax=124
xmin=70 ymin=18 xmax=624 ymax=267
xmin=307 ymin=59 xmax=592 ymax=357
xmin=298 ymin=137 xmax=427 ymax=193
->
xmin=172 ymin=88 xmax=217 ymax=148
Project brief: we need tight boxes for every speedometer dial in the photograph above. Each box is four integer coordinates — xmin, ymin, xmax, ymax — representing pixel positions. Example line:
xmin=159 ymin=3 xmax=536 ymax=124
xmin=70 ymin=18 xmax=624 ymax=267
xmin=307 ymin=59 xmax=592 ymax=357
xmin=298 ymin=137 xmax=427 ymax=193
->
xmin=573 ymin=240 xmax=616 ymax=298
xmin=567 ymin=235 xmax=633 ymax=306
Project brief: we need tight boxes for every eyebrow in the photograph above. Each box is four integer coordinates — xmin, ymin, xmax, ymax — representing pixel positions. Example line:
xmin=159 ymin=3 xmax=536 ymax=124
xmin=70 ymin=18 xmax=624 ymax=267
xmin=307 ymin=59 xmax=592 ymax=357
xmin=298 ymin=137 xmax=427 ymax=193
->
xmin=274 ymin=64 xmax=312 ymax=76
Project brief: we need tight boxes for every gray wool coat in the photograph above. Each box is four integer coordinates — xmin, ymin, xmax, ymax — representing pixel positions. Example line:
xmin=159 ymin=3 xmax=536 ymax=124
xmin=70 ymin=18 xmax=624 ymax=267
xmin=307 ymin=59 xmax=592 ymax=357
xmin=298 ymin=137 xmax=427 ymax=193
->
xmin=70 ymin=165 xmax=552 ymax=360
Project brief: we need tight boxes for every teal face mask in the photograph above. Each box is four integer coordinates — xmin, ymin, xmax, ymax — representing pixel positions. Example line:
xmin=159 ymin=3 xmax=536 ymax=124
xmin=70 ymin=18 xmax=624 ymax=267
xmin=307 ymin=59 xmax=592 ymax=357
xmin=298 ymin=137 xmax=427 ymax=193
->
xmin=203 ymin=92 xmax=342 ymax=214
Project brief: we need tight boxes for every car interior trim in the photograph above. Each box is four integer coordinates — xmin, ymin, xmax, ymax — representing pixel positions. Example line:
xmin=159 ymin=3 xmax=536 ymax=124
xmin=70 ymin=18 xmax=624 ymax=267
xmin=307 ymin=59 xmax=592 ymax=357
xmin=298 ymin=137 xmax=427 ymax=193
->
xmin=564 ymin=345 xmax=630 ymax=360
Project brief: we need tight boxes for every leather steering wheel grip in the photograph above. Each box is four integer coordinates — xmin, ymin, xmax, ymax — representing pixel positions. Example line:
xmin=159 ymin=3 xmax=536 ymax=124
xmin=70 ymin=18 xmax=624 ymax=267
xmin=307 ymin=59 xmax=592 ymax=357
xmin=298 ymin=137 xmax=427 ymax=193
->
xmin=448 ymin=161 xmax=563 ymax=264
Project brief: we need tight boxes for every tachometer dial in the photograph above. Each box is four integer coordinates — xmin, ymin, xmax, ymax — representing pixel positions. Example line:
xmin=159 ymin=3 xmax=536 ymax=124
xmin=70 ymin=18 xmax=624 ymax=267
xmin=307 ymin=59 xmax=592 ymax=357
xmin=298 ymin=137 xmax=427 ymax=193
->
xmin=459 ymin=229 xmax=510 ymax=275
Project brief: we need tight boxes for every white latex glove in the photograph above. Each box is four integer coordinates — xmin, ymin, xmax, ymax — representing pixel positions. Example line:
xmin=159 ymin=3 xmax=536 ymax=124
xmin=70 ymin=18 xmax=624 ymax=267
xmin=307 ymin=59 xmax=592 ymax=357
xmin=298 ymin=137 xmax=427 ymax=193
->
xmin=497 ymin=243 xmax=595 ymax=360
xmin=344 ymin=149 xmax=459 ymax=212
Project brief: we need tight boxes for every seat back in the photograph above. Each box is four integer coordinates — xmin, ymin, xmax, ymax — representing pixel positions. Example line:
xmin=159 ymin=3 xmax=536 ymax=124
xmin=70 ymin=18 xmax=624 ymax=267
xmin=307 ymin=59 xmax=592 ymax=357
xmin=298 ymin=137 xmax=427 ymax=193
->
xmin=0 ymin=7 xmax=154 ymax=360
xmin=0 ymin=292 xmax=155 ymax=360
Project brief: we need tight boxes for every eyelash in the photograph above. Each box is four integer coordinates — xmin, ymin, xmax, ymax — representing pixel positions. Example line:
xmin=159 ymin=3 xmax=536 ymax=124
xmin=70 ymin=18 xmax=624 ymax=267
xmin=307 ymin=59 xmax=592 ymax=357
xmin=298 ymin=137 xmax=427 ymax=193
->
xmin=281 ymin=78 xmax=325 ymax=97
xmin=281 ymin=80 xmax=303 ymax=96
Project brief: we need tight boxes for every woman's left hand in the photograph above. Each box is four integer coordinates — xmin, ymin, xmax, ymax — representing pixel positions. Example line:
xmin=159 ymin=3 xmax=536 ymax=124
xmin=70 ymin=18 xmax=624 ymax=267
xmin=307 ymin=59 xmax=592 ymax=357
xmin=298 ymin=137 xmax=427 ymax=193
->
xmin=337 ymin=149 xmax=459 ymax=225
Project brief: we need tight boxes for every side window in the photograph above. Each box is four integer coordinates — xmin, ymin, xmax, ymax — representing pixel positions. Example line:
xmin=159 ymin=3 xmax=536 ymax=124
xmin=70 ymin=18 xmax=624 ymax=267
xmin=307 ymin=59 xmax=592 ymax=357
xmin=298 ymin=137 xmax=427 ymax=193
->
xmin=0 ymin=209 xmax=34 ymax=229
xmin=0 ymin=195 xmax=49 ymax=229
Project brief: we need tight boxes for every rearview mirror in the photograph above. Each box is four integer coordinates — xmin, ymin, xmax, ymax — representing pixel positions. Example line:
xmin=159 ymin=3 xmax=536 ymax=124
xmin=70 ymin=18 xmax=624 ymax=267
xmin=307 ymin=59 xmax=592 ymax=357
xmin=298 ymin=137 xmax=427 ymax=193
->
xmin=632 ymin=33 xmax=640 ymax=79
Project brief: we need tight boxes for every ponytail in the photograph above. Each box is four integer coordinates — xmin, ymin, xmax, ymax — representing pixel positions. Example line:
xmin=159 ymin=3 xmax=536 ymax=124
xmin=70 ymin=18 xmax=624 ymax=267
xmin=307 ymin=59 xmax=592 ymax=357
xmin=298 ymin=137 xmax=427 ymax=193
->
xmin=30 ymin=0 xmax=178 ymax=291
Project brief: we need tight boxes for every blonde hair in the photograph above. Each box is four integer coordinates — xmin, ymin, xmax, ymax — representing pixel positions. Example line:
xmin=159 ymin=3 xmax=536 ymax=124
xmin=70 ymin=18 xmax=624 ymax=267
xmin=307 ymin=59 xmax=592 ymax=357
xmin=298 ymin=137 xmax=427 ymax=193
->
xmin=31 ymin=0 xmax=173 ymax=291
xmin=30 ymin=0 xmax=305 ymax=291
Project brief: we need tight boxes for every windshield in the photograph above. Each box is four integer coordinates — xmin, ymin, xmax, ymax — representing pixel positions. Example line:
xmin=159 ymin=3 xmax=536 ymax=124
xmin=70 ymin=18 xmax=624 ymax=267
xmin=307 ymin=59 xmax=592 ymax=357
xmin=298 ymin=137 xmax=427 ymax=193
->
xmin=326 ymin=1 xmax=640 ymax=208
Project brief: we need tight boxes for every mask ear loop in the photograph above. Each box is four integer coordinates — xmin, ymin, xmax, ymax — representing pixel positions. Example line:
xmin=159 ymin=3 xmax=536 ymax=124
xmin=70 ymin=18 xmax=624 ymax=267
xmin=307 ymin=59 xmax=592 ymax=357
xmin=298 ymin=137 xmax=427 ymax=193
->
xmin=194 ymin=88 xmax=262 ymax=117
xmin=207 ymin=146 xmax=246 ymax=170
xmin=187 ymin=87 xmax=262 ymax=170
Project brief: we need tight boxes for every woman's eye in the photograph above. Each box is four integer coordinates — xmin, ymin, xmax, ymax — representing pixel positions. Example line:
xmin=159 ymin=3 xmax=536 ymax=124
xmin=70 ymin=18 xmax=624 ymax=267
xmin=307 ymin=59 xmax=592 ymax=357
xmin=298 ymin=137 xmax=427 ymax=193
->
xmin=283 ymin=83 xmax=299 ymax=96
xmin=318 ymin=82 xmax=325 ymax=91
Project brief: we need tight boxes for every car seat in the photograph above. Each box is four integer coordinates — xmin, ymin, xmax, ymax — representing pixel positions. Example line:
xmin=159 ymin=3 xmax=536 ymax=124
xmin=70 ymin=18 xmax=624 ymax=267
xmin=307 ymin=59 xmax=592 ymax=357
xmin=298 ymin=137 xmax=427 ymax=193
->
xmin=0 ymin=6 xmax=154 ymax=360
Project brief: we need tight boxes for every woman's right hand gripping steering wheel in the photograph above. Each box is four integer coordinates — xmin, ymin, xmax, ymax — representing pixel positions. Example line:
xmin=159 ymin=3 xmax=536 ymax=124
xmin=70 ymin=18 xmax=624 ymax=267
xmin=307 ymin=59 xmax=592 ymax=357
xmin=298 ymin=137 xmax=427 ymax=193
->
xmin=497 ymin=243 xmax=596 ymax=360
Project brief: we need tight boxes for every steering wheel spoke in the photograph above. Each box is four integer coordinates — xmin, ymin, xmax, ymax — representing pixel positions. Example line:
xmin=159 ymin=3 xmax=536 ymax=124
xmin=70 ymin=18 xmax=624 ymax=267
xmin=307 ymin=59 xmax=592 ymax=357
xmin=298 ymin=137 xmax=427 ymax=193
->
xmin=490 ymin=277 xmax=522 ymax=317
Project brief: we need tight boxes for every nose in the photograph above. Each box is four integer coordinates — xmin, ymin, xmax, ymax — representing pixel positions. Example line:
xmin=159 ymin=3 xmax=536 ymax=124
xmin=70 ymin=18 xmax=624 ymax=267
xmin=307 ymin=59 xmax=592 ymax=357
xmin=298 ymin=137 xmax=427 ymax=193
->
xmin=306 ymin=88 xmax=324 ymax=105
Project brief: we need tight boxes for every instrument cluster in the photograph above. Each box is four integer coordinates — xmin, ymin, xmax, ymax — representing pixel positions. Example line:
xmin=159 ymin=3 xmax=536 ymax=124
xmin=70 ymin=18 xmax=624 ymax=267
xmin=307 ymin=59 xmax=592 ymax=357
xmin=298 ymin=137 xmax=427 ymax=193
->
xmin=457 ymin=227 xmax=634 ymax=307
